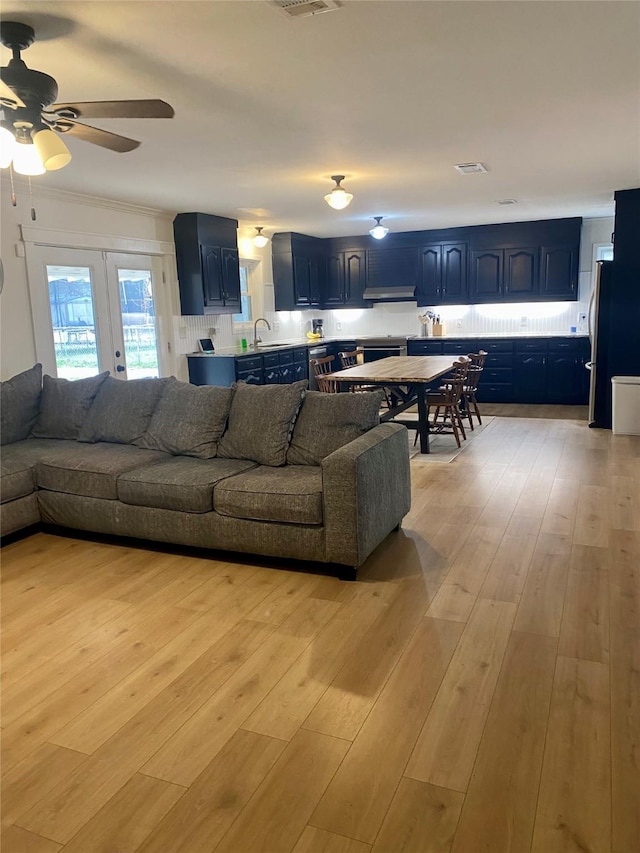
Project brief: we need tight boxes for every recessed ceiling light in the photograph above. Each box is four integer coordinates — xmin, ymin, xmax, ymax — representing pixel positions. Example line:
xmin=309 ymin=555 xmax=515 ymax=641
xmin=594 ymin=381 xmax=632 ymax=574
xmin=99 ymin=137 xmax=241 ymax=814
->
xmin=454 ymin=162 xmax=488 ymax=175
xmin=497 ymin=198 xmax=518 ymax=205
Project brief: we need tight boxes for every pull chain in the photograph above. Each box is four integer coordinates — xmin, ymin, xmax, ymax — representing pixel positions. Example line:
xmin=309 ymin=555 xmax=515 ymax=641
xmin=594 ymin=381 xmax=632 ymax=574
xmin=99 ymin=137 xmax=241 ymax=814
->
xmin=9 ymin=163 xmax=17 ymax=206
xmin=28 ymin=176 xmax=36 ymax=220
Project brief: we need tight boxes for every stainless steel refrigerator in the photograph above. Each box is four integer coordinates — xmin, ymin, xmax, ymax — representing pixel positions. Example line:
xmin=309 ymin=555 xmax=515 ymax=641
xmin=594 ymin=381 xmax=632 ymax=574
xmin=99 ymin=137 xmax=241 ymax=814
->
xmin=587 ymin=257 xmax=640 ymax=429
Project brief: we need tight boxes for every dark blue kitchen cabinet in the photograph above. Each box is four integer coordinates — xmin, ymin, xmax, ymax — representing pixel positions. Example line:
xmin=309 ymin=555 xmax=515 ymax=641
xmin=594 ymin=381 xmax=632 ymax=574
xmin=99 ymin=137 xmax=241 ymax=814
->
xmin=504 ymin=247 xmax=539 ymax=297
xmin=174 ymin=213 xmax=241 ymax=315
xmin=546 ymin=338 xmax=590 ymax=403
xmin=418 ymin=242 xmax=467 ymax=305
xmin=514 ymin=353 xmax=548 ymax=402
xmin=469 ymin=250 xmax=503 ymax=301
xmin=470 ymin=247 xmax=538 ymax=301
xmin=188 ymin=346 xmax=308 ymax=389
xmin=325 ymin=249 xmax=367 ymax=307
xmin=272 ymin=233 xmax=323 ymax=310
xmin=540 ymin=244 xmax=578 ymax=298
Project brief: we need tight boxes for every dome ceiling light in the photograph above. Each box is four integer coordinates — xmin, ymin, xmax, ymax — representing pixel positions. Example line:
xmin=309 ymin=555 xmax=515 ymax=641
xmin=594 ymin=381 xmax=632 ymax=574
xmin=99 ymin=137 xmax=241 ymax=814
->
xmin=253 ymin=226 xmax=269 ymax=248
xmin=324 ymin=174 xmax=353 ymax=210
xmin=369 ymin=216 xmax=389 ymax=240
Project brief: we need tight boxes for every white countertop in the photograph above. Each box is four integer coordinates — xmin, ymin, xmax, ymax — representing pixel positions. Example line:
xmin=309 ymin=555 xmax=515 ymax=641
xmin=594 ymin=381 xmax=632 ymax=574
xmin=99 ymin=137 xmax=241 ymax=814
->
xmin=187 ymin=331 xmax=589 ymax=357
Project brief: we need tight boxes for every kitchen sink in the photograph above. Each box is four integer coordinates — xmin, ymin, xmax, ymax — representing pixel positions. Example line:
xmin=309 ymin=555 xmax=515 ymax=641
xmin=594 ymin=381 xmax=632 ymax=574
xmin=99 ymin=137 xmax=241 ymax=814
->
xmin=256 ymin=342 xmax=293 ymax=348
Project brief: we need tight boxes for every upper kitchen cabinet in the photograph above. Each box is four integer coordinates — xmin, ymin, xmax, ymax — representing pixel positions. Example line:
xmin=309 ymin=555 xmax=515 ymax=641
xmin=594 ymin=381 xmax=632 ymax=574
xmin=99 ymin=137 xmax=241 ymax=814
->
xmin=174 ymin=213 xmax=241 ymax=315
xmin=539 ymin=244 xmax=578 ymax=298
xmin=417 ymin=242 xmax=467 ymax=305
xmin=469 ymin=246 xmax=538 ymax=302
xmin=272 ymin=233 xmax=323 ymax=311
xmin=324 ymin=248 xmax=368 ymax=307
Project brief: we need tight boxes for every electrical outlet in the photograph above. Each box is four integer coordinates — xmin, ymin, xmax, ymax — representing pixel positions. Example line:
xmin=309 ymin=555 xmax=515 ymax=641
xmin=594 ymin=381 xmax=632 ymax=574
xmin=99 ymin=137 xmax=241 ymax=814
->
xmin=520 ymin=315 xmax=528 ymax=326
xmin=578 ymin=312 xmax=587 ymax=323
xmin=457 ymin=319 xmax=463 ymax=328
xmin=178 ymin=326 xmax=187 ymax=340
xmin=208 ymin=327 xmax=216 ymax=338
xmin=336 ymin=321 xmax=342 ymax=331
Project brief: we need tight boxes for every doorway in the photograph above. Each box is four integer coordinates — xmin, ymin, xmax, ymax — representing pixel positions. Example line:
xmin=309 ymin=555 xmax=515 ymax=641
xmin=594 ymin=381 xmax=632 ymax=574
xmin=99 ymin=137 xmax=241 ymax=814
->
xmin=26 ymin=246 xmax=165 ymax=380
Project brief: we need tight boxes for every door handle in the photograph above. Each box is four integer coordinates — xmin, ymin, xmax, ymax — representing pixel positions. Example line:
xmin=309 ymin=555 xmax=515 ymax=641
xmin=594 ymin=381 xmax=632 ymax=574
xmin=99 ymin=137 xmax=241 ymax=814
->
xmin=116 ymin=365 xmax=125 ymax=372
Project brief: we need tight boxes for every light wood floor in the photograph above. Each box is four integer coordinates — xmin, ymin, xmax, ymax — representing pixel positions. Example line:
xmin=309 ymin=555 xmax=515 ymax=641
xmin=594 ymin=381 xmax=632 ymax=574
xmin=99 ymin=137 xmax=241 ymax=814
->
xmin=2 ymin=413 xmax=639 ymax=853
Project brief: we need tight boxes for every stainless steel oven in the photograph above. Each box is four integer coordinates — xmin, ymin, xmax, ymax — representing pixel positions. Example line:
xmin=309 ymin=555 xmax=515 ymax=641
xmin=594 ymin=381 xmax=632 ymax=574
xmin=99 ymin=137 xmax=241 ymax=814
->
xmin=355 ymin=337 xmax=408 ymax=362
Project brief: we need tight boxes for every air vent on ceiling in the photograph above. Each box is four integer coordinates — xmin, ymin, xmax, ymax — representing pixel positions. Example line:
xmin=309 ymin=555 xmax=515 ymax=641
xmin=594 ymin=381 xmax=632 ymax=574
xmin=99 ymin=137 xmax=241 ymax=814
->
xmin=497 ymin=198 xmax=518 ymax=205
xmin=270 ymin=0 xmax=342 ymax=18
xmin=454 ymin=162 xmax=488 ymax=175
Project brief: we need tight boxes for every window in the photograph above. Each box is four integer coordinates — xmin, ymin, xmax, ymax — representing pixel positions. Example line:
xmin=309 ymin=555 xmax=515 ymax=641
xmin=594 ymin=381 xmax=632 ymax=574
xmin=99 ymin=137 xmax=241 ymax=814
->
xmin=233 ymin=263 xmax=253 ymax=326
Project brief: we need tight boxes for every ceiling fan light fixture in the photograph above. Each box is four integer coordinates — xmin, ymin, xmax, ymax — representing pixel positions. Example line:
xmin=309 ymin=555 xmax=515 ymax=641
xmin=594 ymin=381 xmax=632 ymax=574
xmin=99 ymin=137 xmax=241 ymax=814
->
xmin=369 ymin=216 xmax=389 ymax=240
xmin=12 ymin=138 xmax=45 ymax=175
xmin=253 ymin=226 xmax=269 ymax=248
xmin=0 ymin=123 xmax=16 ymax=168
xmin=32 ymin=128 xmax=71 ymax=170
xmin=324 ymin=174 xmax=353 ymax=210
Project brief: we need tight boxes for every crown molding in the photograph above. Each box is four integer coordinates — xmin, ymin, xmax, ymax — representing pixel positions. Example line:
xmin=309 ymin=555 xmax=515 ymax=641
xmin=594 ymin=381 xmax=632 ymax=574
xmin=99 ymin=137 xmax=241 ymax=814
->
xmin=0 ymin=176 xmax=175 ymax=220
xmin=20 ymin=224 xmax=174 ymax=256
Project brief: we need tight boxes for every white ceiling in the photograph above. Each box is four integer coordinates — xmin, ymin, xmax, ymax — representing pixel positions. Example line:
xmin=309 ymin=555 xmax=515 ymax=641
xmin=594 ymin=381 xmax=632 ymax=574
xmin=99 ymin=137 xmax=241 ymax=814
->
xmin=2 ymin=1 xmax=639 ymax=239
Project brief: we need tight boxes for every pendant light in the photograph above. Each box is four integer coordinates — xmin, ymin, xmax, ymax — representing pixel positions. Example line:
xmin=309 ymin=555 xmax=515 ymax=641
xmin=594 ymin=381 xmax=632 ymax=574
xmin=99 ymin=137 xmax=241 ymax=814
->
xmin=324 ymin=175 xmax=353 ymax=210
xmin=253 ymin=227 xmax=269 ymax=248
xmin=369 ymin=216 xmax=389 ymax=240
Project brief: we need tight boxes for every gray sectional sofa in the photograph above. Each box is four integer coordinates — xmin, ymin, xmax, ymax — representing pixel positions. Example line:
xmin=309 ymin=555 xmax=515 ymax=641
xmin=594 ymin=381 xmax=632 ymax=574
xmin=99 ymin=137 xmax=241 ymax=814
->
xmin=0 ymin=365 xmax=411 ymax=577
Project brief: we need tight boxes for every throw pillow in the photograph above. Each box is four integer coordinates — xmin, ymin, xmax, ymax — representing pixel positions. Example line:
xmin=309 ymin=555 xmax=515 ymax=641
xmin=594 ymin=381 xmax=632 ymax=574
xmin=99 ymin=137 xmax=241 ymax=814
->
xmin=32 ymin=372 xmax=110 ymax=440
xmin=287 ymin=389 xmax=384 ymax=465
xmin=217 ymin=379 xmax=307 ymax=466
xmin=78 ymin=376 xmax=166 ymax=444
xmin=137 ymin=378 xmax=234 ymax=458
xmin=0 ymin=363 xmax=42 ymax=445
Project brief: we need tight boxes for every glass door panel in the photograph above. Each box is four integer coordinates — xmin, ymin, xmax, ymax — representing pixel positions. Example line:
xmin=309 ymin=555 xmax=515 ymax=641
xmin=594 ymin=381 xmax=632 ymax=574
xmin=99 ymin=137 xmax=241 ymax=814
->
xmin=45 ymin=264 xmax=101 ymax=379
xmin=114 ymin=266 xmax=159 ymax=378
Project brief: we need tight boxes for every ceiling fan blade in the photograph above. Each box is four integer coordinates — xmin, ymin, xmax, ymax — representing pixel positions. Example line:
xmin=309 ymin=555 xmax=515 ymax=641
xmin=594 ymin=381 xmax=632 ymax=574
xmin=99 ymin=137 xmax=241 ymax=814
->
xmin=50 ymin=99 xmax=174 ymax=120
xmin=54 ymin=119 xmax=140 ymax=153
xmin=0 ymin=75 xmax=26 ymax=109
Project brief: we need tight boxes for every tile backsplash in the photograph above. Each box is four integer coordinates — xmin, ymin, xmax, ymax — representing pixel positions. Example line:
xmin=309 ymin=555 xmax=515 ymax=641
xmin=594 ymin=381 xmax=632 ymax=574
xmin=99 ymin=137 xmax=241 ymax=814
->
xmin=175 ymin=273 xmax=590 ymax=356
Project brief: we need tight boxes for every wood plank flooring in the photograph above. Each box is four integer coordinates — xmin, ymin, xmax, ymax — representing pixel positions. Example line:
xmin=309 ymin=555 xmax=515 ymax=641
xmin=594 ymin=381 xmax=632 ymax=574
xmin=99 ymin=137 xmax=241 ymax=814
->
xmin=2 ymin=411 xmax=639 ymax=853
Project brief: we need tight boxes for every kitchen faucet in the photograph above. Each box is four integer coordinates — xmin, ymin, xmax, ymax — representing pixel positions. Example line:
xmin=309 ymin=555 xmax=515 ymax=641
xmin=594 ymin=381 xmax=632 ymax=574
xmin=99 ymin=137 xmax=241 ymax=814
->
xmin=253 ymin=317 xmax=271 ymax=347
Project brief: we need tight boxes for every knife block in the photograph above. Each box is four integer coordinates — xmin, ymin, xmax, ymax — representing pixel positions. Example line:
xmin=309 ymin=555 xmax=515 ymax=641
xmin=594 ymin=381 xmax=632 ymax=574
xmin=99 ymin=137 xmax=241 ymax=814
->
xmin=432 ymin=323 xmax=443 ymax=336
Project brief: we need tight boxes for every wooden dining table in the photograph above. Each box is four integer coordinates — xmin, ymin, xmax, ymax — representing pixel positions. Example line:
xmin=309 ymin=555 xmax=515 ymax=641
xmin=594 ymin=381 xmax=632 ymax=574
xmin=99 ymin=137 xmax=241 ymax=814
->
xmin=328 ymin=355 xmax=459 ymax=454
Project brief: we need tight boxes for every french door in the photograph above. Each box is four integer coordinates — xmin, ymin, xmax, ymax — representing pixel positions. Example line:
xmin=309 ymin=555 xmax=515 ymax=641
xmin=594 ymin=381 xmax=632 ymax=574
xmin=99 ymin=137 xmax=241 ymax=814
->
xmin=27 ymin=246 xmax=164 ymax=380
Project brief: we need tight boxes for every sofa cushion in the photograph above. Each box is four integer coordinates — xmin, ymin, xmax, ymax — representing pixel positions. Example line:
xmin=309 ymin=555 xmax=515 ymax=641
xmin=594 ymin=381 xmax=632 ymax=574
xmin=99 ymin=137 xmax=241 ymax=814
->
xmin=217 ymin=380 xmax=307 ymax=467
xmin=118 ymin=457 xmax=257 ymax=513
xmin=137 ymin=379 xmax=233 ymax=459
xmin=287 ymin=389 xmax=384 ymax=465
xmin=1 ymin=364 xmax=42 ymax=445
xmin=78 ymin=377 xmax=166 ymax=444
xmin=32 ymin=372 xmax=110 ymax=440
xmin=214 ymin=465 xmax=323 ymax=525
xmin=1 ymin=438 xmax=78 ymax=503
xmin=36 ymin=442 xmax=168 ymax=499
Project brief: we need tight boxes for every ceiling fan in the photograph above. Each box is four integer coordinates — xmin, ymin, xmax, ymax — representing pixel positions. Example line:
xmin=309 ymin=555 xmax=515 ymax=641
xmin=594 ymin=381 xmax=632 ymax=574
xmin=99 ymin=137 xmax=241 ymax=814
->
xmin=0 ymin=20 xmax=174 ymax=175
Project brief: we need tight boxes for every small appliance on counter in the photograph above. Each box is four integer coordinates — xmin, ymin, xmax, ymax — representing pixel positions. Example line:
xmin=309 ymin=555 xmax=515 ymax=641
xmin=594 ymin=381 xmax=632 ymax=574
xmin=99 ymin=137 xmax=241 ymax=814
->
xmin=312 ymin=318 xmax=324 ymax=338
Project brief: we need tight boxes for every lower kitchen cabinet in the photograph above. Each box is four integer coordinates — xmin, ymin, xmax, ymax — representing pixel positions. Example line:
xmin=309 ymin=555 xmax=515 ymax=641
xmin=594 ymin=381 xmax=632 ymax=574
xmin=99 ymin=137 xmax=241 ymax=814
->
xmin=407 ymin=336 xmax=589 ymax=404
xmin=187 ymin=347 xmax=308 ymax=388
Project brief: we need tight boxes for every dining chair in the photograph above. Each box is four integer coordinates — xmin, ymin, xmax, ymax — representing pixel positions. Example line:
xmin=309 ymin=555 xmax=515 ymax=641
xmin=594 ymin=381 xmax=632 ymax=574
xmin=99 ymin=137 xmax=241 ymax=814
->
xmin=310 ymin=355 xmax=337 ymax=393
xmin=338 ymin=349 xmax=391 ymax=406
xmin=461 ymin=350 xmax=487 ymax=429
xmin=425 ymin=358 xmax=470 ymax=448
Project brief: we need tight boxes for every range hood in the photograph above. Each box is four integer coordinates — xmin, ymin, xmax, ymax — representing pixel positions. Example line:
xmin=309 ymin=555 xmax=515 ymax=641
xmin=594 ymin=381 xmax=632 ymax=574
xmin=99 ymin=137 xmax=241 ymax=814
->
xmin=362 ymin=285 xmax=416 ymax=301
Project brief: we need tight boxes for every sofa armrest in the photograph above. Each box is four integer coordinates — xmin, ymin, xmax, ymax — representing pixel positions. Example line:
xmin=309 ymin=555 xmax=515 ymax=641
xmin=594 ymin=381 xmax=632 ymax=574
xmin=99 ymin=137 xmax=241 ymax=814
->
xmin=321 ymin=422 xmax=411 ymax=567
